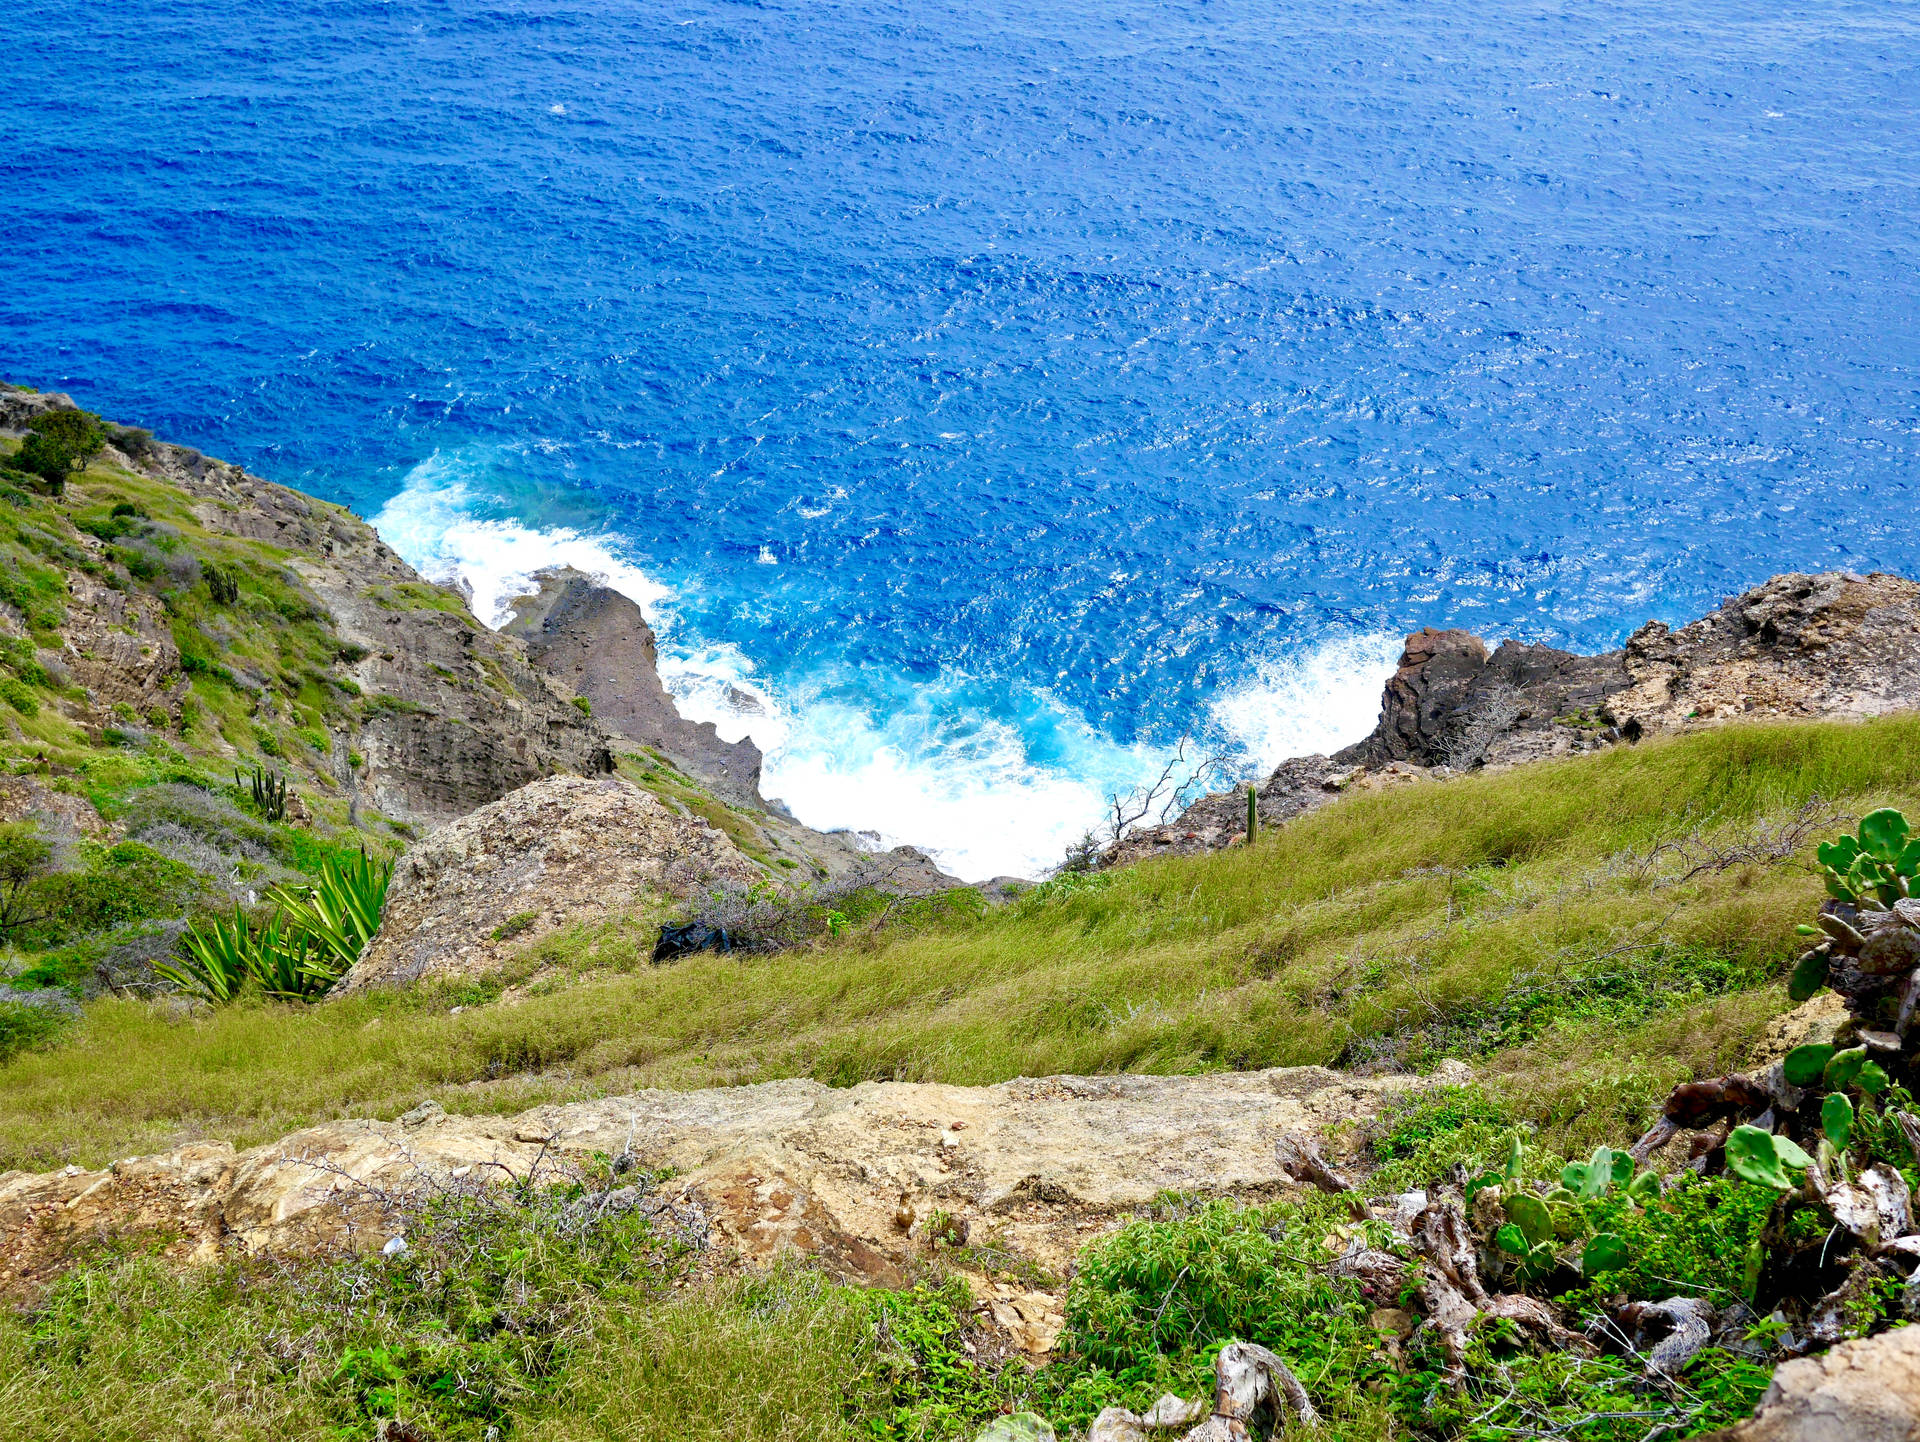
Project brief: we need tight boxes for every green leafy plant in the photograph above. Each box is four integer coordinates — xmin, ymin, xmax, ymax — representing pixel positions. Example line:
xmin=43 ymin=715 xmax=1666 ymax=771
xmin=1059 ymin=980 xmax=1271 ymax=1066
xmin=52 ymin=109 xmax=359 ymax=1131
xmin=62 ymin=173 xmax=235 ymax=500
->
xmin=1815 ymin=807 xmax=1920 ymax=904
xmin=1723 ymin=1125 xmax=1813 ymax=1192
xmin=11 ymin=408 xmax=105 ymax=494
xmin=201 ymin=559 xmax=240 ymax=606
xmin=267 ymin=848 xmax=392 ymax=981
xmin=0 ymin=822 xmax=54 ymax=939
xmin=1822 ymin=1092 xmax=1855 ymax=1151
xmin=1560 ymin=1144 xmax=1631 ymax=1200
xmin=155 ymin=905 xmax=256 ymax=1003
xmin=157 ymin=851 xmax=391 ymax=1004
xmin=1581 ymin=1231 xmax=1630 ymax=1276
xmin=1784 ymin=1043 xmax=1836 ymax=1087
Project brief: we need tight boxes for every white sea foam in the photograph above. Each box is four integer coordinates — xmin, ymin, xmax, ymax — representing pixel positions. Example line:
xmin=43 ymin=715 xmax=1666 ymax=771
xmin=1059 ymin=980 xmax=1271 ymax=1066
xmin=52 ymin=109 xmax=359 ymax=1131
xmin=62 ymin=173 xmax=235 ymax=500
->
xmin=370 ymin=451 xmax=1404 ymax=878
xmin=1208 ymin=633 xmax=1402 ymax=772
xmin=370 ymin=450 xmax=671 ymax=626
xmin=663 ymin=664 xmax=1145 ymax=880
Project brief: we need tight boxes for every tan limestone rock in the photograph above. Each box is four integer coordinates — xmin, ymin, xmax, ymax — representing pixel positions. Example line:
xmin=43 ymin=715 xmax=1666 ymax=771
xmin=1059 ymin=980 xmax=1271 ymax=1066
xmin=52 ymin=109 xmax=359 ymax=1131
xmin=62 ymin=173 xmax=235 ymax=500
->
xmin=0 ymin=1065 xmax=1442 ymax=1293
xmin=335 ymin=774 xmax=761 ymax=993
xmin=1706 ymin=1325 xmax=1920 ymax=1442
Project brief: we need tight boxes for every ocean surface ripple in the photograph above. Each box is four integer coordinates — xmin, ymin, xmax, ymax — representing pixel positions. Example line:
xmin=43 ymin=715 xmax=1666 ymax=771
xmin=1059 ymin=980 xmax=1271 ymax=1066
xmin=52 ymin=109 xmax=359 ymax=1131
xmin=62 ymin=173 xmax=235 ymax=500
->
xmin=4 ymin=0 xmax=1918 ymax=875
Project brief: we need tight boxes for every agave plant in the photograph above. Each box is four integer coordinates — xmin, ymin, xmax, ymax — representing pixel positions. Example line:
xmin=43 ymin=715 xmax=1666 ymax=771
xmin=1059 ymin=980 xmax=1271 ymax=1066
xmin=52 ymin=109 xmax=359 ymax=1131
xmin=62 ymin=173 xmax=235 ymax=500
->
xmin=154 ymin=906 xmax=256 ymax=1002
xmin=159 ymin=849 xmax=392 ymax=1005
xmin=242 ymin=913 xmax=335 ymax=1001
xmin=267 ymin=848 xmax=392 ymax=979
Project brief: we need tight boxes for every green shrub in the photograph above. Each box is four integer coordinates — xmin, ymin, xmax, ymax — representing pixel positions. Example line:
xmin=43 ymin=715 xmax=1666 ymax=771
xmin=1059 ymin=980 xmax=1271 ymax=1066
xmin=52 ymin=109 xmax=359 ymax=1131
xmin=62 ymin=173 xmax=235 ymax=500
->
xmin=11 ymin=408 xmax=105 ymax=491
xmin=0 ymin=556 xmax=67 ymax=631
xmin=1065 ymin=1196 xmax=1377 ymax=1374
xmin=0 ymin=996 xmax=69 ymax=1063
xmin=0 ymin=676 xmax=38 ymax=715
xmin=201 ymin=559 xmax=240 ymax=605
xmin=20 ymin=842 xmax=206 ymax=950
xmin=493 ymin=910 xmax=539 ymax=942
xmin=4 ymin=1168 xmax=700 ymax=1441
xmin=109 ymin=542 xmax=161 ymax=582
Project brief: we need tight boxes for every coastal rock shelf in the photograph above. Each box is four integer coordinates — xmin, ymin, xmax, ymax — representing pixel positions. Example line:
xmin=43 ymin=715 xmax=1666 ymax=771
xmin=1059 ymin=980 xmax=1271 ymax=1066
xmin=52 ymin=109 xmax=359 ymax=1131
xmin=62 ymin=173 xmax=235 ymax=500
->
xmin=0 ymin=1064 xmax=1453 ymax=1311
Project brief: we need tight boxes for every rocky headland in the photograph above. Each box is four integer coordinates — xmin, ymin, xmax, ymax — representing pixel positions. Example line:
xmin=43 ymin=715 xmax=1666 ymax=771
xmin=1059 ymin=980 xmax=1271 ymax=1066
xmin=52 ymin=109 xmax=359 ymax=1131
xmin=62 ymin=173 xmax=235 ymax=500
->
xmin=1112 ymin=571 xmax=1920 ymax=867
xmin=5 ymin=388 xmax=1920 ymax=1441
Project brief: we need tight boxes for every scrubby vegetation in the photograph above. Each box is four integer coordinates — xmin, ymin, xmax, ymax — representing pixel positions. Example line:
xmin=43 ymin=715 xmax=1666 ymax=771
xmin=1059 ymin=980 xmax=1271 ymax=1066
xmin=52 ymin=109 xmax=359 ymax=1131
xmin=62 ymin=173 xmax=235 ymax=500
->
xmin=0 ymin=1085 xmax=1812 ymax=1442
xmin=6 ymin=713 xmax=1911 ymax=1170
xmin=4 ymin=390 xmax=1919 ymax=1439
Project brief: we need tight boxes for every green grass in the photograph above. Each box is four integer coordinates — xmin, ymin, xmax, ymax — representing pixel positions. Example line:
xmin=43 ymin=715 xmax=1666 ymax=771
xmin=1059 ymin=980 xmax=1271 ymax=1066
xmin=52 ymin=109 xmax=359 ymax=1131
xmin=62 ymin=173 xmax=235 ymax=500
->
xmin=4 ymin=714 xmax=1916 ymax=1170
xmin=0 ymin=1090 xmax=1790 ymax=1442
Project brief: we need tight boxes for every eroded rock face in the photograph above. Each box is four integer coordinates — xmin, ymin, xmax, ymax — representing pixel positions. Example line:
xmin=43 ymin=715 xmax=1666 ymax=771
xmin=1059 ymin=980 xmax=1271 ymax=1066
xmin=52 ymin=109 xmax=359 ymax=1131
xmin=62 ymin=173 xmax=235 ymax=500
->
xmin=505 ymin=569 xmax=766 ymax=809
xmin=1704 ymin=1325 xmax=1920 ymax=1442
xmin=1614 ymin=571 xmax=1920 ymax=733
xmin=0 ymin=1063 xmax=1453 ymax=1297
xmin=127 ymin=441 xmax=613 ymax=824
xmin=335 ymin=774 xmax=761 ymax=993
xmin=1124 ymin=572 xmax=1920 ymax=867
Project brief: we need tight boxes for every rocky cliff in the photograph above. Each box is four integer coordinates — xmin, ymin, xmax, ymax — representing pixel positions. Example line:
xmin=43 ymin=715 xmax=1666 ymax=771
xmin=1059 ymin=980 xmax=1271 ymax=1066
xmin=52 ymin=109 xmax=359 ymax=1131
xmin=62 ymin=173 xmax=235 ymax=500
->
xmin=0 ymin=387 xmax=611 ymax=826
xmin=503 ymin=567 xmax=767 ymax=809
xmin=1112 ymin=571 xmax=1920 ymax=866
xmin=0 ymin=388 xmax=963 ymax=895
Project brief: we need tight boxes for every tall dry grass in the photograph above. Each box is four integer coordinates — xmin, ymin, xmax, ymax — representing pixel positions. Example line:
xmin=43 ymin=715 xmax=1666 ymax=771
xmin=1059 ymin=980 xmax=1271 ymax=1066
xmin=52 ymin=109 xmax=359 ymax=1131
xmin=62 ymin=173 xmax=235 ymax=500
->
xmin=5 ymin=715 xmax=1918 ymax=1170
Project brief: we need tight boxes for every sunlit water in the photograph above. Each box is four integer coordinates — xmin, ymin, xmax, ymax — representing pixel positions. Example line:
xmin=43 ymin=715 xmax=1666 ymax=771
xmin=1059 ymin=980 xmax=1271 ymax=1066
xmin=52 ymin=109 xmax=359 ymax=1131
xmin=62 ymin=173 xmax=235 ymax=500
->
xmin=4 ymin=0 xmax=1918 ymax=875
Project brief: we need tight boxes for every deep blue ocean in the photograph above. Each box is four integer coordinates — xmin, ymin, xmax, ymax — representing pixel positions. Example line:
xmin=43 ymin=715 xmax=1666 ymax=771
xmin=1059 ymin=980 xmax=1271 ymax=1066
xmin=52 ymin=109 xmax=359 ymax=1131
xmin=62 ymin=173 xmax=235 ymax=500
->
xmin=4 ymin=0 xmax=1918 ymax=875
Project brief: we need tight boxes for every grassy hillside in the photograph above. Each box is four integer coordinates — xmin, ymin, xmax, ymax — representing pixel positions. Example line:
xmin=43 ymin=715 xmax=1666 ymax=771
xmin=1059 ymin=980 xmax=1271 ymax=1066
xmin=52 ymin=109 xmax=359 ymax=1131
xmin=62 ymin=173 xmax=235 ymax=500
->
xmin=7 ymin=711 xmax=1912 ymax=1172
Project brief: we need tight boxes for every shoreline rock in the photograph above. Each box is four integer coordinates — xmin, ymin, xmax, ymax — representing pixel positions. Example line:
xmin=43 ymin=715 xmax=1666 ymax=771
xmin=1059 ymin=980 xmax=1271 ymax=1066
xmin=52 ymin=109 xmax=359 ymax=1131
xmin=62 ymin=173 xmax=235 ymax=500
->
xmin=1112 ymin=571 xmax=1920 ymax=867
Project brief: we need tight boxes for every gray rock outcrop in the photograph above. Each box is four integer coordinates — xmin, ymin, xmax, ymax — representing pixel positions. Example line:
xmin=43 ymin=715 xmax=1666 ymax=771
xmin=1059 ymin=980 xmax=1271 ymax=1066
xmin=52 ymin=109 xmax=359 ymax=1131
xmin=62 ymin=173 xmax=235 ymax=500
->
xmin=504 ymin=568 xmax=765 ymax=808
xmin=141 ymin=450 xmax=615 ymax=823
xmin=1116 ymin=572 xmax=1920 ymax=865
xmin=335 ymin=774 xmax=760 ymax=993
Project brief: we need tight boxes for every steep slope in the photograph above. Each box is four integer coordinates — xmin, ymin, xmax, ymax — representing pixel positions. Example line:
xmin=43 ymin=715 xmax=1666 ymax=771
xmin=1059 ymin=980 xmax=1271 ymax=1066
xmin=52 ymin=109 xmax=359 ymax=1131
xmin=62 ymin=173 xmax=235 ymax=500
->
xmin=0 ymin=385 xmax=612 ymax=825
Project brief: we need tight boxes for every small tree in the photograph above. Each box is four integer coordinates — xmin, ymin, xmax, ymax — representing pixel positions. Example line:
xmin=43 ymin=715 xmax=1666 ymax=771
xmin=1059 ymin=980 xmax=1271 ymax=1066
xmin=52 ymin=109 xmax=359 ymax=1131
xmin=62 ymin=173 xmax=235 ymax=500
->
xmin=12 ymin=408 xmax=105 ymax=495
xmin=0 ymin=822 xmax=54 ymax=938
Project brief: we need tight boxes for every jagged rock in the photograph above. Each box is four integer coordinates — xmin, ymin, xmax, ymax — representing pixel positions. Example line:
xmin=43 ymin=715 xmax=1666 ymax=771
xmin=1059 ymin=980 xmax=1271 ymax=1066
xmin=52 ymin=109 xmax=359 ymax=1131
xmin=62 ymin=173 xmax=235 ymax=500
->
xmin=0 ymin=1065 xmax=1442 ymax=1294
xmin=140 ymin=445 xmax=614 ymax=823
xmin=1127 ymin=572 xmax=1920 ymax=869
xmin=0 ymin=388 xmax=76 ymax=431
xmin=58 ymin=573 xmax=185 ymax=728
xmin=504 ymin=568 xmax=766 ymax=808
xmin=1705 ymin=1324 xmax=1920 ymax=1442
xmin=1615 ymin=571 xmax=1920 ymax=733
xmin=335 ymin=774 xmax=760 ymax=993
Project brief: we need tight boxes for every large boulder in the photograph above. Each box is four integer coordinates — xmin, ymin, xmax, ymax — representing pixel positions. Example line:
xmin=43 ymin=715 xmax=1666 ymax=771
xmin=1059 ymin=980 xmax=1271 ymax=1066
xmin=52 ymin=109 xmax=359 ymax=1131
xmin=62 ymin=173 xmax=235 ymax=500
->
xmin=334 ymin=774 xmax=760 ymax=993
xmin=1706 ymin=1325 xmax=1920 ymax=1442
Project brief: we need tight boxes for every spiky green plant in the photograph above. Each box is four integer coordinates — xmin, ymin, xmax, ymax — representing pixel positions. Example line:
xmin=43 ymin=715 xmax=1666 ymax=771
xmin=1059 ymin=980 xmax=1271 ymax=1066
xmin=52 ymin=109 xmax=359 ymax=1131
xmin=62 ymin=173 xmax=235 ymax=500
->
xmin=236 ymin=765 xmax=288 ymax=822
xmin=242 ymin=914 xmax=335 ymax=1002
xmin=154 ymin=906 xmax=255 ymax=1002
xmin=267 ymin=848 xmax=392 ymax=978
